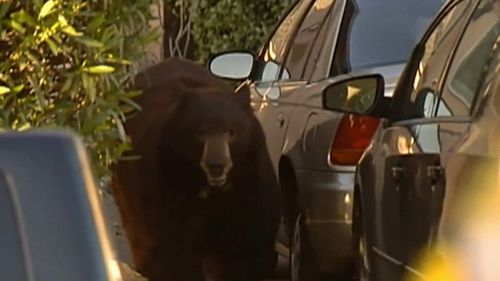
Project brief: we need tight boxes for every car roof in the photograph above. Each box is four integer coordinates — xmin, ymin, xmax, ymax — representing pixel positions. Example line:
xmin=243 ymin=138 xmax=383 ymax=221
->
xmin=0 ymin=131 xmax=116 ymax=281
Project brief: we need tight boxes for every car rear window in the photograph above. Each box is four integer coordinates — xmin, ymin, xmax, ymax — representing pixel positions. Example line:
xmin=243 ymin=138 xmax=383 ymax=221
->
xmin=341 ymin=0 xmax=444 ymax=70
xmin=0 ymin=171 xmax=31 ymax=280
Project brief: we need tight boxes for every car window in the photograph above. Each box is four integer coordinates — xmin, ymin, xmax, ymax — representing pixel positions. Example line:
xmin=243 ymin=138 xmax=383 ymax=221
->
xmin=332 ymin=0 xmax=444 ymax=74
xmin=254 ymin=0 xmax=312 ymax=82
xmin=0 ymin=171 xmax=30 ymax=281
xmin=392 ymin=0 xmax=474 ymax=121
xmin=305 ymin=0 xmax=341 ymax=81
xmin=438 ymin=0 xmax=500 ymax=116
xmin=281 ymin=0 xmax=336 ymax=81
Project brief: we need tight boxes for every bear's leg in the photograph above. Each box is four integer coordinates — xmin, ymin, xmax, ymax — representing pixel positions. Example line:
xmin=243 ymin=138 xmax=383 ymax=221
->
xmin=202 ymin=251 xmax=274 ymax=281
xmin=202 ymin=254 xmax=256 ymax=281
xmin=136 ymin=242 xmax=206 ymax=281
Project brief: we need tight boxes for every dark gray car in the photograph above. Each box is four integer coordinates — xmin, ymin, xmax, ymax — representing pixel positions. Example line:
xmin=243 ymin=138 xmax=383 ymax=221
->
xmin=0 ymin=131 xmax=134 ymax=281
xmin=208 ymin=0 xmax=443 ymax=279
xmin=321 ymin=0 xmax=499 ymax=279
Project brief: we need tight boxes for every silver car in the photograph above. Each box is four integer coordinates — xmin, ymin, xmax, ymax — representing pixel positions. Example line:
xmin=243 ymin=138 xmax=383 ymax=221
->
xmin=321 ymin=0 xmax=500 ymax=279
xmin=209 ymin=0 xmax=443 ymax=279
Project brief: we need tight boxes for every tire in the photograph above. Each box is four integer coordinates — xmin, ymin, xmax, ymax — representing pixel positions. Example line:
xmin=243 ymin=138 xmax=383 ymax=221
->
xmin=289 ymin=212 xmax=325 ymax=281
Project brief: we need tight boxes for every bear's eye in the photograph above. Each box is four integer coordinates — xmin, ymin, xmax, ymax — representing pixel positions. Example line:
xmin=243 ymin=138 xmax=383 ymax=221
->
xmin=228 ymin=129 xmax=235 ymax=139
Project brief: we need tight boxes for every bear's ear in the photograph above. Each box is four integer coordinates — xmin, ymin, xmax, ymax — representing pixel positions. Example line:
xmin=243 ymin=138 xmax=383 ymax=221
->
xmin=235 ymin=84 xmax=252 ymax=112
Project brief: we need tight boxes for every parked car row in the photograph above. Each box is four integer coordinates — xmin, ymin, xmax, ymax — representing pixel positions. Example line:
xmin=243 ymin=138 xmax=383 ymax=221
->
xmin=208 ymin=0 xmax=499 ymax=280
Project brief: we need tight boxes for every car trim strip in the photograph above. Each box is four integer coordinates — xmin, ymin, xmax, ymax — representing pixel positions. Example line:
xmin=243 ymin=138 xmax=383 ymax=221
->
xmin=372 ymin=246 xmax=428 ymax=279
xmin=307 ymin=219 xmax=352 ymax=225
xmin=371 ymin=246 xmax=404 ymax=266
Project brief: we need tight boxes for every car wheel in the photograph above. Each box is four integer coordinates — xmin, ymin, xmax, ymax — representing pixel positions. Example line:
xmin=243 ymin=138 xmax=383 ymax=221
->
xmin=290 ymin=212 xmax=324 ymax=281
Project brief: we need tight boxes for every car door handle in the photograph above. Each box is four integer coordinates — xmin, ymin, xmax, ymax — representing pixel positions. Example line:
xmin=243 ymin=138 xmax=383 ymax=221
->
xmin=277 ymin=113 xmax=285 ymax=128
xmin=391 ymin=166 xmax=405 ymax=179
xmin=391 ymin=165 xmax=405 ymax=191
xmin=427 ymin=165 xmax=444 ymax=181
xmin=427 ymin=164 xmax=445 ymax=246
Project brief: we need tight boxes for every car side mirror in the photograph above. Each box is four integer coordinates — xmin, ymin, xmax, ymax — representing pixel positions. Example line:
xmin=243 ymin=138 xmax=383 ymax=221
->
xmin=208 ymin=51 xmax=255 ymax=80
xmin=322 ymin=74 xmax=389 ymax=118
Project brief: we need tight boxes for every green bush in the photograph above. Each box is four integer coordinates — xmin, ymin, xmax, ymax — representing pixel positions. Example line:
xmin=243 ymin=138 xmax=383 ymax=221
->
xmin=163 ymin=0 xmax=293 ymax=63
xmin=192 ymin=0 xmax=293 ymax=62
xmin=0 ymin=0 xmax=160 ymax=182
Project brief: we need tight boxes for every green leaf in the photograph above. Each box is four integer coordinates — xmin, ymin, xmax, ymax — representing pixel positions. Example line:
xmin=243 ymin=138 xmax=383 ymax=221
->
xmin=18 ymin=123 xmax=31 ymax=131
xmin=0 ymin=2 xmax=12 ymax=21
xmin=39 ymin=0 xmax=56 ymax=19
xmin=12 ymin=10 xmax=37 ymax=27
xmin=62 ymin=25 xmax=83 ymax=37
xmin=81 ymin=72 xmax=90 ymax=90
xmin=86 ymin=14 xmax=106 ymax=33
xmin=105 ymin=58 xmax=132 ymax=65
xmin=12 ymin=84 xmax=25 ymax=93
xmin=53 ymin=100 xmax=74 ymax=110
xmin=61 ymin=76 xmax=73 ymax=93
xmin=74 ymin=37 xmax=104 ymax=48
xmin=0 ymin=86 xmax=10 ymax=95
xmin=81 ymin=72 xmax=97 ymax=102
xmin=57 ymin=14 xmax=68 ymax=26
xmin=121 ymin=97 xmax=142 ymax=111
xmin=8 ymin=20 xmax=26 ymax=34
xmin=111 ymin=111 xmax=127 ymax=142
xmin=25 ymin=51 xmax=41 ymax=67
xmin=125 ymin=90 xmax=142 ymax=98
xmin=88 ymin=83 xmax=97 ymax=102
xmin=45 ymin=38 xmax=59 ymax=55
xmin=83 ymin=65 xmax=115 ymax=74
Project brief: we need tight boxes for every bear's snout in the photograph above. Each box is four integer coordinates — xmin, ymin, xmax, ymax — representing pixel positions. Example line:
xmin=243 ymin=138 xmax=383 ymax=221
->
xmin=207 ymin=164 xmax=225 ymax=178
xmin=200 ymin=133 xmax=233 ymax=187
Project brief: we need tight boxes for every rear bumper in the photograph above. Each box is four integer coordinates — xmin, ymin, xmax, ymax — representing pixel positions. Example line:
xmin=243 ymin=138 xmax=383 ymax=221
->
xmin=295 ymin=169 xmax=355 ymax=274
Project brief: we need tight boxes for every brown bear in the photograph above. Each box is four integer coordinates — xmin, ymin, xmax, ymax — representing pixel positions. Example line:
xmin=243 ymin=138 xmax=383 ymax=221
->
xmin=111 ymin=57 xmax=281 ymax=281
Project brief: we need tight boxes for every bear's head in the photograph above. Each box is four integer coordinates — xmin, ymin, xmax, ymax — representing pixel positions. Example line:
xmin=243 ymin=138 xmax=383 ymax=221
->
xmin=164 ymin=84 xmax=253 ymax=189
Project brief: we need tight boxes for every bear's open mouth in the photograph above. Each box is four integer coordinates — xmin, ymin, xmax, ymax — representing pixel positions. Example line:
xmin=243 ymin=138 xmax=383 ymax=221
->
xmin=208 ymin=177 xmax=227 ymax=187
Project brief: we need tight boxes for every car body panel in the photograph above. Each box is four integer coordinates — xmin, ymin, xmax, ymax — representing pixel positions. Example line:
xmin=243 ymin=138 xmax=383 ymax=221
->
xmin=353 ymin=0 xmax=499 ymax=279
xmin=0 ymin=132 xmax=121 ymax=281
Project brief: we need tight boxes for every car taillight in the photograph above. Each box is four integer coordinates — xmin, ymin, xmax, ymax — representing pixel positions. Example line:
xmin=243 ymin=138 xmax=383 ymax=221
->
xmin=329 ymin=114 xmax=380 ymax=166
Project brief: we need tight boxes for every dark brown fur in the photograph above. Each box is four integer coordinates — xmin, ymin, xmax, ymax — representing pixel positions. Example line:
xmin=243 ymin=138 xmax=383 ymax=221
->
xmin=111 ymin=58 xmax=281 ymax=281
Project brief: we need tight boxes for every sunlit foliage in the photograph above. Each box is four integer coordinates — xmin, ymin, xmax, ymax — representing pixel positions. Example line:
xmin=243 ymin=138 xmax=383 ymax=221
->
xmin=0 ymin=0 xmax=161 ymax=182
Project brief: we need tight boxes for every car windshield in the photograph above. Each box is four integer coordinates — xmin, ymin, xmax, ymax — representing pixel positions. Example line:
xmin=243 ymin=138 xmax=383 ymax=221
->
xmin=340 ymin=0 xmax=444 ymax=70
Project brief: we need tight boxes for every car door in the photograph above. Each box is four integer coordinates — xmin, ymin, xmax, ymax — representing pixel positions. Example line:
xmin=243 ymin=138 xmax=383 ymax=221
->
xmin=258 ymin=0 xmax=341 ymax=246
xmin=430 ymin=1 xmax=500 ymax=275
xmin=401 ymin=1 xmax=499 ymax=278
xmin=361 ymin=1 xmax=479 ymax=280
xmin=281 ymin=0 xmax=344 ymax=171
xmin=270 ymin=0 xmax=340 ymax=164
xmin=239 ymin=0 xmax=313 ymax=169
xmin=268 ymin=0 xmax=341 ymax=255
